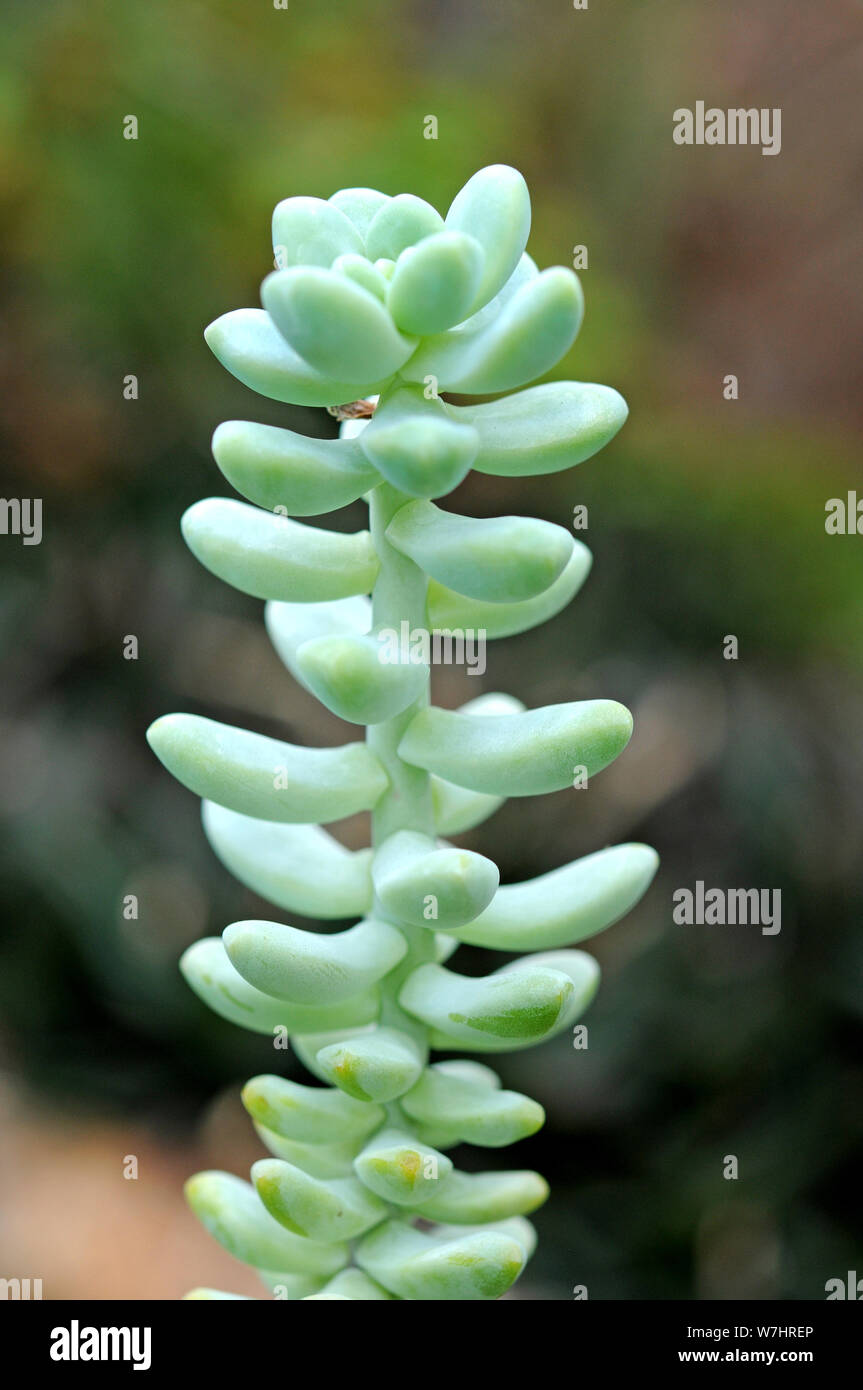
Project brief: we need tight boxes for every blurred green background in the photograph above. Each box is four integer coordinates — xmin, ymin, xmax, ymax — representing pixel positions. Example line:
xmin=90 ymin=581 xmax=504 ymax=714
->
xmin=1 ymin=0 xmax=861 ymax=1299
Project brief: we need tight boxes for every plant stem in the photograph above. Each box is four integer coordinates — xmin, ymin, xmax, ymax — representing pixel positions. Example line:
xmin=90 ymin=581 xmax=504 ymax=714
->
xmin=366 ymin=480 xmax=436 ymax=1067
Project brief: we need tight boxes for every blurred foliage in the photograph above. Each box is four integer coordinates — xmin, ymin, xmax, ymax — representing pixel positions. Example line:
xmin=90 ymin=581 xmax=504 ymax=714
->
xmin=0 ymin=0 xmax=861 ymax=1300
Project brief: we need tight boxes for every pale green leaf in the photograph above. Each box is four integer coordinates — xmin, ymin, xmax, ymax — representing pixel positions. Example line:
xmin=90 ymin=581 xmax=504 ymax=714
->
xmin=181 ymin=497 xmax=378 ymax=602
xmin=398 ymin=699 xmax=633 ymax=796
xmin=147 ymin=712 xmax=388 ymax=823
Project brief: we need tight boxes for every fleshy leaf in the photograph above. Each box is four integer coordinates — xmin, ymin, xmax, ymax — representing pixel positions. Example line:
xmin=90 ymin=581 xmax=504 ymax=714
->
xmin=314 ymin=1026 xmax=424 ymax=1103
xmin=185 ymin=1170 xmax=348 ymax=1275
xmin=398 ymin=699 xmax=633 ymax=796
xmin=431 ymin=777 xmax=505 ymax=836
xmin=147 ymin=713 xmax=388 ymax=823
xmin=265 ymin=595 xmax=371 ymax=682
xmin=427 ymin=542 xmax=592 ymax=639
xmin=402 ymin=267 xmax=583 ymax=394
xmin=181 ymin=497 xmax=378 ymax=602
xmin=445 ymin=164 xmax=531 ymax=314
xmin=289 ymin=1025 xmax=374 ymax=1085
xmin=332 ymin=253 xmax=389 ymax=301
xmin=450 ymin=381 xmax=628 ymax=476
xmin=365 ymin=193 xmax=444 ymax=262
xmin=211 ymin=420 xmax=377 ymax=517
xmin=180 ymin=937 xmax=378 ymax=1035
xmin=356 ymin=1219 xmax=526 ymax=1300
xmin=401 ymin=1061 xmax=544 ymax=1149
xmin=304 ymin=1269 xmax=393 ymax=1301
xmin=387 ymin=230 xmax=485 ymax=335
xmin=358 ymin=382 xmax=479 ymax=499
xmin=252 ymin=1160 xmax=388 ymax=1241
xmin=242 ymin=1074 xmax=384 ymax=1145
xmin=353 ymin=1127 xmax=452 ymax=1206
xmin=429 ymin=950 xmax=600 ymax=1052
xmin=327 ymin=187 xmax=391 ymax=240
xmin=202 ymin=802 xmax=373 ymax=919
xmin=387 ymin=499 xmax=573 ymax=603
xmin=399 ymin=960 xmax=574 ymax=1045
xmin=253 ymin=1127 xmax=361 ymax=1180
xmin=372 ymin=830 xmax=499 ymax=930
xmin=450 ymin=843 xmax=660 ymax=950
xmin=262 ymin=267 xmax=416 ymax=382
xmin=271 ymin=195 xmax=364 ymax=270
xmin=223 ymin=917 xmax=407 ymax=1004
xmin=419 ymin=1168 xmax=548 ymax=1224
xmin=429 ymin=693 xmax=524 ymax=834
xmin=204 ymin=308 xmax=387 ymax=406
xmin=294 ymin=631 xmax=429 ymax=725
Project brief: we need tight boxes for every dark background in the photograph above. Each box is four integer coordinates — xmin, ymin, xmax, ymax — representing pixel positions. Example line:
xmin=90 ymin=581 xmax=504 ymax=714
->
xmin=1 ymin=0 xmax=861 ymax=1299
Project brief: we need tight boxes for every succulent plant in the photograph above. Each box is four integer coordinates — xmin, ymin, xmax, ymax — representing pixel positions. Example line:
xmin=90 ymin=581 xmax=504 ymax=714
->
xmin=147 ymin=164 xmax=658 ymax=1301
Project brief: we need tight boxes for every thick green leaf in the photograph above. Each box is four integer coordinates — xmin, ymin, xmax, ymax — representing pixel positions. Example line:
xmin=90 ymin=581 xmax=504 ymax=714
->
xmin=372 ymin=830 xmax=498 ymax=930
xmin=387 ymin=499 xmax=573 ymax=603
xmin=180 ymin=937 xmax=378 ymax=1035
xmin=387 ymin=230 xmax=484 ymax=334
xmin=358 ymin=382 xmax=479 ymax=498
xmin=289 ymin=1025 xmax=373 ymax=1085
xmin=430 ymin=777 xmax=504 ymax=836
xmin=295 ymin=631 xmax=428 ymax=725
xmin=427 ymin=542 xmax=592 ymax=638
xmin=147 ymin=712 xmax=388 ymax=823
xmin=252 ymin=1160 xmax=388 ymax=1241
xmin=304 ymin=1269 xmax=393 ymax=1301
xmin=315 ymin=1027 xmax=424 ymax=1103
xmin=450 ymin=381 xmax=628 ymax=476
xmin=252 ymin=1126 xmax=361 ymax=1180
xmin=332 ymin=252 xmax=389 ymax=301
xmin=271 ymin=196 xmax=364 ymax=269
xmin=445 ymin=164 xmax=531 ymax=314
xmin=400 ymin=961 xmax=574 ymax=1045
xmin=242 ymin=1073 xmax=384 ymax=1145
xmin=211 ymin=420 xmax=377 ymax=517
xmin=265 ymin=595 xmax=371 ymax=684
xmin=420 ymin=1168 xmax=548 ymax=1224
xmin=224 ymin=917 xmax=406 ymax=1004
xmin=202 ymin=802 xmax=373 ymax=919
xmin=356 ymin=1219 xmax=526 ymax=1300
xmin=328 ymin=187 xmax=391 ymax=240
xmin=185 ymin=1170 xmax=348 ymax=1275
xmin=402 ymin=267 xmax=583 ymax=394
xmin=429 ymin=950 xmax=600 ymax=1052
xmin=401 ymin=1062 xmax=545 ymax=1148
xmin=398 ymin=699 xmax=633 ymax=796
xmin=353 ymin=1127 xmax=452 ymax=1206
xmin=429 ymin=693 xmax=523 ymax=834
xmin=365 ymin=193 xmax=444 ymax=261
xmin=451 ymin=843 xmax=660 ymax=950
xmin=262 ymin=267 xmax=416 ymax=382
xmin=182 ymin=497 xmax=378 ymax=602
xmin=205 ymin=308 xmax=386 ymax=406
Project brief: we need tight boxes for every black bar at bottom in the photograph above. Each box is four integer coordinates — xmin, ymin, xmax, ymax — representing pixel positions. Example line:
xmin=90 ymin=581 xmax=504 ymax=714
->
xmin=2 ymin=1298 xmax=859 ymax=1375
